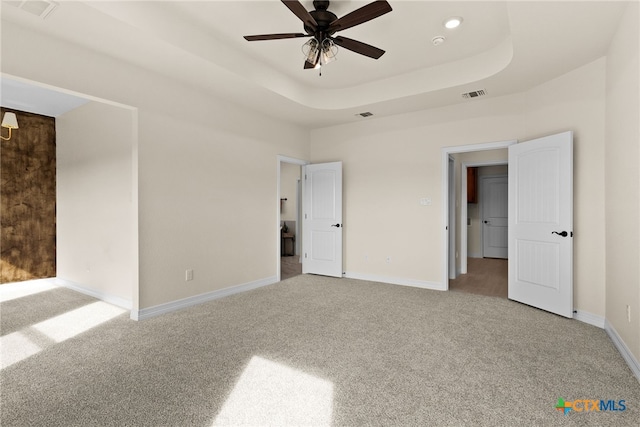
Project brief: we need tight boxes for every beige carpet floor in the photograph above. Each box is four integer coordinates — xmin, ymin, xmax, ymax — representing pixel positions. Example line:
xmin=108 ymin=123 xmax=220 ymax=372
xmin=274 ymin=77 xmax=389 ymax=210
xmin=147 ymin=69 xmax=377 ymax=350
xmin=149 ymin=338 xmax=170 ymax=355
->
xmin=1 ymin=275 xmax=639 ymax=426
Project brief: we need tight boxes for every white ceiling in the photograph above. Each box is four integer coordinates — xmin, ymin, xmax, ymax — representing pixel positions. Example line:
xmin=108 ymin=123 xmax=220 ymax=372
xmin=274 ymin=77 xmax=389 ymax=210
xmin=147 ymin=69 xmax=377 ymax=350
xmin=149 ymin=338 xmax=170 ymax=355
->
xmin=0 ymin=1 xmax=629 ymax=128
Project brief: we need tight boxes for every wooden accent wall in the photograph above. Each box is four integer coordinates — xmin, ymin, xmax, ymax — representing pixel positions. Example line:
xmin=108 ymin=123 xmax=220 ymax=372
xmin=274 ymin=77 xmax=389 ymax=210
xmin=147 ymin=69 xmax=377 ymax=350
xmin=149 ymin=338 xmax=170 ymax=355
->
xmin=1 ymin=108 xmax=56 ymax=283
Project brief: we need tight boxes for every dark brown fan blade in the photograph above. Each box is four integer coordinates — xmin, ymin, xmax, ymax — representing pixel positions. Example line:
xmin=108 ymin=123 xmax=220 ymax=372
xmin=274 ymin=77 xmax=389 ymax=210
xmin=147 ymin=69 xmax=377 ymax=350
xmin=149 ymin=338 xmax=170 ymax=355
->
xmin=328 ymin=1 xmax=392 ymax=33
xmin=332 ymin=36 xmax=385 ymax=59
xmin=282 ymin=0 xmax=318 ymax=31
xmin=244 ymin=33 xmax=309 ymax=41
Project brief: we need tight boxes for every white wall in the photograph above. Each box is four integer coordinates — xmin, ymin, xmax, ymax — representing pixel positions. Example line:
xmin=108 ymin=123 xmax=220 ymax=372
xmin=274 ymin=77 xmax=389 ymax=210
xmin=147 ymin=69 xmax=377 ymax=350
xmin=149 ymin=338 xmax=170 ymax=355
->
xmin=1 ymin=21 xmax=309 ymax=313
xmin=310 ymin=97 xmax=527 ymax=286
xmin=56 ymin=102 xmax=134 ymax=307
xmin=605 ymin=2 xmax=640 ymax=363
xmin=310 ymin=57 xmax=607 ymax=317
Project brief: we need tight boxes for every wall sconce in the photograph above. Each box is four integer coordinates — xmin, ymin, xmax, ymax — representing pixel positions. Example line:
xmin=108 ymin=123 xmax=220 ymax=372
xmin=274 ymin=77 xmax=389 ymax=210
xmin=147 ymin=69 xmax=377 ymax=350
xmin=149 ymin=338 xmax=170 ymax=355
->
xmin=1 ymin=112 xmax=19 ymax=141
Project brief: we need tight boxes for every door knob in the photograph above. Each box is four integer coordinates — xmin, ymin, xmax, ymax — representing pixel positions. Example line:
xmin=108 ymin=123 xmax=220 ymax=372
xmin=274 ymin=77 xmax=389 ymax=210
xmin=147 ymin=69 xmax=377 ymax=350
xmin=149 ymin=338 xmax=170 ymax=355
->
xmin=552 ymin=231 xmax=568 ymax=237
xmin=331 ymin=223 xmax=341 ymax=228
xmin=483 ymin=220 xmax=489 ymax=224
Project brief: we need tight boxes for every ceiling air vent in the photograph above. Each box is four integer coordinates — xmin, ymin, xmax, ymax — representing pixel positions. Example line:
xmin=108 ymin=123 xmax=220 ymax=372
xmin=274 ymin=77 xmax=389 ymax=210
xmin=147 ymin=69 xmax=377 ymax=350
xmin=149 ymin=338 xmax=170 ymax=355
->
xmin=357 ymin=112 xmax=374 ymax=118
xmin=461 ymin=89 xmax=487 ymax=99
xmin=5 ymin=1 xmax=59 ymax=19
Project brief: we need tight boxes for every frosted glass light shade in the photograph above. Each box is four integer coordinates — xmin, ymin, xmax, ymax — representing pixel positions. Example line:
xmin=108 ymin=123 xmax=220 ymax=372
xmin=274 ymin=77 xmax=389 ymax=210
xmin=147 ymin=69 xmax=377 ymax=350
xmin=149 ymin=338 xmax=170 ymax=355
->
xmin=2 ymin=112 xmax=18 ymax=129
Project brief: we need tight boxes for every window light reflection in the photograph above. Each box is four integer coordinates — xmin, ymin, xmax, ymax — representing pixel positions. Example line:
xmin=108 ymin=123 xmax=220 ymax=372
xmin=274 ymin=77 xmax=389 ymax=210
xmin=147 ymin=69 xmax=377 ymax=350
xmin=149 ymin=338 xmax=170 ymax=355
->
xmin=33 ymin=301 xmax=125 ymax=343
xmin=1 ymin=301 xmax=125 ymax=370
xmin=212 ymin=356 xmax=333 ymax=426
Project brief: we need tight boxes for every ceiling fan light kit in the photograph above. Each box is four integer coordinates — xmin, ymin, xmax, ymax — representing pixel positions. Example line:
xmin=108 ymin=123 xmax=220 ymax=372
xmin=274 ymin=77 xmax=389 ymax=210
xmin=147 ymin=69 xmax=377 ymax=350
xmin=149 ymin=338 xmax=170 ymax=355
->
xmin=302 ymin=37 xmax=338 ymax=72
xmin=244 ymin=0 xmax=392 ymax=74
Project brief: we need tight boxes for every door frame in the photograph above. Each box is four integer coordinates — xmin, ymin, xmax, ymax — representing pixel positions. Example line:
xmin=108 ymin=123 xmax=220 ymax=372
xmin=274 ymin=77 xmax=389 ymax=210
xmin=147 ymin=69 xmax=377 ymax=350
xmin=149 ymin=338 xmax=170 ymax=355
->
xmin=448 ymin=156 xmax=456 ymax=279
xmin=277 ymin=155 xmax=308 ymax=281
xmin=441 ymin=140 xmax=516 ymax=290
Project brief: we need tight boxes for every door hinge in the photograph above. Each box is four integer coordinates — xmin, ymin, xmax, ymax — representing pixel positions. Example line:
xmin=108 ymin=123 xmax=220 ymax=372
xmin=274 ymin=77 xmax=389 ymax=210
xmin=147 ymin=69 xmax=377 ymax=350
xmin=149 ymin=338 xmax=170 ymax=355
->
xmin=304 ymin=253 xmax=307 ymax=258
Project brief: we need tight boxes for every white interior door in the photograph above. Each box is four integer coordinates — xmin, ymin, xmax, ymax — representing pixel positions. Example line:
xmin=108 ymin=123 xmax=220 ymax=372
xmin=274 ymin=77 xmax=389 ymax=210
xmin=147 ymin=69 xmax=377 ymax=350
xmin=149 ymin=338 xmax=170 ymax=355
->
xmin=482 ymin=175 xmax=508 ymax=259
xmin=508 ymin=131 xmax=573 ymax=317
xmin=302 ymin=162 xmax=343 ymax=277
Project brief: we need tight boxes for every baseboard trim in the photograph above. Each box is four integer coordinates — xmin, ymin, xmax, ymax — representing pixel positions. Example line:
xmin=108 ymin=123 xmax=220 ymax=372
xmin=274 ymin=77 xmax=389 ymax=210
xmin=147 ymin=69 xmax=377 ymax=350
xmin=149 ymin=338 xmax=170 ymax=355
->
xmin=573 ymin=310 xmax=605 ymax=328
xmin=133 ymin=276 xmax=278 ymax=321
xmin=604 ymin=319 xmax=640 ymax=382
xmin=54 ymin=277 xmax=132 ymax=310
xmin=344 ymin=272 xmax=444 ymax=291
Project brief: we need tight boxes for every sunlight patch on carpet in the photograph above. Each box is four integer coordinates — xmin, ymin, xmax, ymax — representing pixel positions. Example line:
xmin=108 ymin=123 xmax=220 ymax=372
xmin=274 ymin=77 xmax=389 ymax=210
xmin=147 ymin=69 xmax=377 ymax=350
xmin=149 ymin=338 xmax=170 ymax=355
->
xmin=0 ymin=331 xmax=42 ymax=370
xmin=1 ymin=301 xmax=126 ymax=369
xmin=33 ymin=301 xmax=125 ymax=343
xmin=212 ymin=356 xmax=333 ymax=426
xmin=0 ymin=278 xmax=59 ymax=303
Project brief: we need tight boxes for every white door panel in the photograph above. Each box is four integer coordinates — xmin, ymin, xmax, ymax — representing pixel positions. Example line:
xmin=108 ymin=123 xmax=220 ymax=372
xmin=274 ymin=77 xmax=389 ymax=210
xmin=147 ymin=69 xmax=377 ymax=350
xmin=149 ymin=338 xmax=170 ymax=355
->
xmin=508 ymin=131 xmax=573 ymax=318
xmin=482 ymin=176 xmax=508 ymax=259
xmin=303 ymin=162 xmax=343 ymax=277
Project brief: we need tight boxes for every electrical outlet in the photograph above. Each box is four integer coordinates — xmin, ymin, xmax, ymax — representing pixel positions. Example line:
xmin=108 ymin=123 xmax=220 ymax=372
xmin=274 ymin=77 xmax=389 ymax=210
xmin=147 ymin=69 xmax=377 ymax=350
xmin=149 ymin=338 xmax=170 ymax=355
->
xmin=627 ymin=305 xmax=631 ymax=323
xmin=185 ymin=269 xmax=194 ymax=282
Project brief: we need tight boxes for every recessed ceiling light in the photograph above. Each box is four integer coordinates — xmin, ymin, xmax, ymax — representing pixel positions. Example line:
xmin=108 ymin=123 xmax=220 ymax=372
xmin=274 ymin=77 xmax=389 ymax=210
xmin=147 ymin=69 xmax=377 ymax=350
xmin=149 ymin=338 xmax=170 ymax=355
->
xmin=432 ymin=36 xmax=446 ymax=46
xmin=444 ymin=17 xmax=463 ymax=29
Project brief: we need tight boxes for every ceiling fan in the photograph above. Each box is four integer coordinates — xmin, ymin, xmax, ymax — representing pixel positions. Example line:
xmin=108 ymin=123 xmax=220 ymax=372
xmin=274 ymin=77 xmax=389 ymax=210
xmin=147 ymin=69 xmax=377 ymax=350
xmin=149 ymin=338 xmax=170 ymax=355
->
xmin=244 ymin=0 xmax=392 ymax=71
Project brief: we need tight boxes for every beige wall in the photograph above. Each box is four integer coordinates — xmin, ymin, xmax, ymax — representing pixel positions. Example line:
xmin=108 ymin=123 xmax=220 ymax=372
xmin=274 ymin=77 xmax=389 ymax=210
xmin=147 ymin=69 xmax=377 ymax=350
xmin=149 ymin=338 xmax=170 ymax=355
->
xmin=605 ymin=2 xmax=640 ymax=362
xmin=2 ymin=21 xmax=309 ymax=311
xmin=310 ymin=57 xmax=607 ymax=317
xmin=56 ymin=102 xmax=134 ymax=307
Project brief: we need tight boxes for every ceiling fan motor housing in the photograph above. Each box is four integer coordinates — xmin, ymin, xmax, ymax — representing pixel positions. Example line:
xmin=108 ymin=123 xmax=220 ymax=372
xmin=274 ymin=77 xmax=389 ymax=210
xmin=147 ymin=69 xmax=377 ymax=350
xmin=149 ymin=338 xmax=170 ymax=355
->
xmin=306 ymin=2 xmax=338 ymax=36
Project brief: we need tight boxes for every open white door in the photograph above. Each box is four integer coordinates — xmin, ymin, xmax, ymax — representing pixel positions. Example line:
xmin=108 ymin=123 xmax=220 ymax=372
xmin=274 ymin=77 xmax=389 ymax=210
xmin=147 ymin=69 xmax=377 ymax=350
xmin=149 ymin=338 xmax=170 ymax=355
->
xmin=508 ymin=131 xmax=573 ymax=317
xmin=302 ymin=162 xmax=343 ymax=277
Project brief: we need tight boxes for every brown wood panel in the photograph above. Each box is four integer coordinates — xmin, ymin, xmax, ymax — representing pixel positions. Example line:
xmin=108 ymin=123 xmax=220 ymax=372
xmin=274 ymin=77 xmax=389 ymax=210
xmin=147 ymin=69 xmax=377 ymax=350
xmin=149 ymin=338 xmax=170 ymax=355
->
xmin=1 ymin=108 xmax=56 ymax=283
xmin=467 ymin=167 xmax=478 ymax=203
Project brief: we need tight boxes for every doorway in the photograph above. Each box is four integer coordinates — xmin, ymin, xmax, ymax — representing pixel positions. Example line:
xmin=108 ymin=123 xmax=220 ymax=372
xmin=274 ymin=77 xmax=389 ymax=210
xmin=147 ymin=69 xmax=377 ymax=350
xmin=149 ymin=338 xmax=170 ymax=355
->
xmin=277 ymin=156 xmax=307 ymax=281
xmin=1 ymin=76 xmax=138 ymax=316
xmin=453 ymin=164 xmax=508 ymax=298
xmin=441 ymin=140 xmax=516 ymax=293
